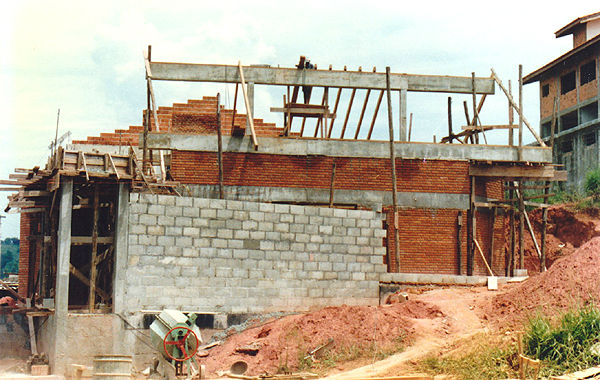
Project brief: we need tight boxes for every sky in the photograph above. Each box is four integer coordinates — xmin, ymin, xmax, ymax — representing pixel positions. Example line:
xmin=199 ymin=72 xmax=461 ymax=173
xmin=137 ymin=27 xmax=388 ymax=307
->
xmin=0 ymin=1 xmax=598 ymax=238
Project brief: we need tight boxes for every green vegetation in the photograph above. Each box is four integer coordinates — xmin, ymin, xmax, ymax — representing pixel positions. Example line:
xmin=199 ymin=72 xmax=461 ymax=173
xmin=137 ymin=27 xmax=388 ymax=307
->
xmin=1 ymin=238 xmax=19 ymax=279
xmin=524 ymin=305 xmax=600 ymax=377
xmin=585 ymin=167 xmax=600 ymax=201
xmin=418 ymin=334 xmax=518 ymax=380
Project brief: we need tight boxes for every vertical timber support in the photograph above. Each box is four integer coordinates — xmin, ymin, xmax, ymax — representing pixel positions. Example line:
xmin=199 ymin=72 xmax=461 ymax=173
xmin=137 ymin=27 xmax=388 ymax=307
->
xmin=518 ymin=180 xmax=525 ymax=270
xmin=88 ymin=184 xmax=100 ymax=312
xmin=54 ymin=178 xmax=73 ymax=375
xmin=468 ymin=176 xmax=476 ymax=276
xmin=247 ymin=82 xmax=255 ymax=130
xmin=457 ymin=211 xmax=463 ymax=275
xmin=508 ymin=185 xmax=516 ymax=277
xmin=518 ymin=65 xmax=524 ymax=161
xmin=217 ymin=93 xmax=224 ymax=200
xmin=386 ymin=67 xmax=400 ymax=273
xmin=399 ymin=89 xmax=407 ymax=141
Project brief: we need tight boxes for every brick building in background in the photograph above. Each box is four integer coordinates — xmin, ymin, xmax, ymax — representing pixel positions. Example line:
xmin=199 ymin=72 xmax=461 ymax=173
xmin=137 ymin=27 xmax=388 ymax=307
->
xmin=524 ymin=12 xmax=600 ymax=190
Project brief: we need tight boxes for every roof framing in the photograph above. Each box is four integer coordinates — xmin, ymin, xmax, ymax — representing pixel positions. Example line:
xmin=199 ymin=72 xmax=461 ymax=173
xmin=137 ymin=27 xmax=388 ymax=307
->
xmin=149 ymin=62 xmax=496 ymax=94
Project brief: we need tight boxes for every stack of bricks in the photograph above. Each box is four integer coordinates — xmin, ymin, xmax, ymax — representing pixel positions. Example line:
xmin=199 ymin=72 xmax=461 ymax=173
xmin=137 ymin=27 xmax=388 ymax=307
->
xmin=125 ymin=194 xmax=387 ymax=314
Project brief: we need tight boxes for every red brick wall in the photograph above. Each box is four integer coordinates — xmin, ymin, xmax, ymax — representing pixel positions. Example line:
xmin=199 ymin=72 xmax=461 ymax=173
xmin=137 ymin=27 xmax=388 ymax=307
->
xmin=172 ymin=152 xmax=474 ymax=194
xmin=541 ymin=77 xmax=558 ymax=119
xmin=18 ymin=213 xmax=41 ymax=299
xmin=580 ymin=58 xmax=599 ymax=102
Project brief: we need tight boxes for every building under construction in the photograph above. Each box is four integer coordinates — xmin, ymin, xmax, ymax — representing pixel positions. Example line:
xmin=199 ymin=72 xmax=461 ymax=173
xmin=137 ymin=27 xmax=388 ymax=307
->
xmin=2 ymin=51 xmax=565 ymax=375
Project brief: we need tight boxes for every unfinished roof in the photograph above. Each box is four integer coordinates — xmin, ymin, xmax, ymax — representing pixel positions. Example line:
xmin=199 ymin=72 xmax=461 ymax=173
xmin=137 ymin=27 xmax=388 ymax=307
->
xmin=555 ymin=12 xmax=600 ymax=38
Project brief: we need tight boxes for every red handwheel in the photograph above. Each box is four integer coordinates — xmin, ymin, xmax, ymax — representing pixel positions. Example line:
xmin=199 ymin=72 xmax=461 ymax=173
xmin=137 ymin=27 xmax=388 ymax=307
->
xmin=163 ymin=326 xmax=200 ymax=362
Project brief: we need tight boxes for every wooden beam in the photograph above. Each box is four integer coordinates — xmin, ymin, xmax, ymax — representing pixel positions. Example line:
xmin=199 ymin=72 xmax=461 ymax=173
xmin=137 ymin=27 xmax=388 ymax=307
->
xmin=386 ymin=67 xmax=400 ymax=273
xmin=88 ymin=185 xmax=100 ymax=312
xmin=71 ymin=236 xmax=114 ymax=245
xmin=69 ymin=264 xmax=109 ymax=302
xmin=491 ymin=68 xmax=546 ymax=147
xmin=149 ymin=62 xmax=496 ymax=94
xmin=469 ymin=165 xmax=557 ymax=178
xmin=0 ymin=279 xmax=26 ymax=303
xmin=238 ymin=61 xmax=259 ymax=150
xmin=144 ymin=51 xmax=167 ymax=179
xmin=461 ymin=124 xmax=518 ymax=131
xmin=340 ymin=89 xmax=356 ymax=139
xmin=354 ymin=89 xmax=371 ymax=139
xmin=367 ymin=91 xmax=384 ymax=140
xmin=474 ymin=239 xmax=494 ymax=276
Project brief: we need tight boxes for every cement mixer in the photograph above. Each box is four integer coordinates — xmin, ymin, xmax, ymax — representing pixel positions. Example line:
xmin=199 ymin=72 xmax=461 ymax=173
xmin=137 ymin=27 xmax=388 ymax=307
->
xmin=150 ymin=310 xmax=202 ymax=378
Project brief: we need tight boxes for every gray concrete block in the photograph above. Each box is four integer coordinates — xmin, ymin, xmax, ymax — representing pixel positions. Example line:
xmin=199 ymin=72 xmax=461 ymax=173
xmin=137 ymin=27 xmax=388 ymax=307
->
xmin=139 ymin=214 xmax=157 ymax=226
xmin=294 ymin=214 xmax=309 ymax=224
xmin=183 ymin=207 xmax=200 ymax=218
xmin=209 ymin=219 xmax=226 ymax=229
xmin=201 ymin=228 xmax=217 ymax=238
xmin=183 ymin=227 xmax=201 ymax=238
xmin=305 ymin=224 xmax=318 ymax=234
xmin=242 ymin=220 xmax=259 ymax=230
xmin=249 ymin=231 xmax=266 ymax=240
xmin=260 ymin=240 xmax=275 ymax=250
xmin=265 ymin=231 xmax=281 ymax=241
xmin=289 ymin=205 xmax=304 ymax=215
xmin=212 ymin=239 xmax=228 ymax=248
xmin=290 ymin=224 xmax=304 ymax=233
xmin=200 ymin=208 xmax=217 ymax=219
xmin=175 ymin=236 xmax=193 ymax=247
xmin=243 ymin=239 xmax=261 ymax=250
xmin=193 ymin=197 xmax=211 ymax=208
xmin=228 ymin=240 xmax=244 ymax=249
xmin=139 ymin=235 xmax=158 ymax=246
xmin=258 ymin=221 xmax=274 ymax=231
xmin=280 ymin=213 xmax=294 ymax=223
xmin=319 ymin=225 xmax=333 ymax=235
xmin=129 ymin=234 xmax=138 ymax=245
xmin=147 ymin=204 xmax=166 ymax=215
xmin=165 ymin=226 xmax=182 ymax=236
xmin=249 ymin=211 xmax=265 ymax=221
xmin=304 ymin=261 xmax=318 ymax=271
xmin=176 ymin=197 xmax=194 ymax=207
xmin=217 ymin=209 xmax=234 ymax=219
xmin=217 ymin=229 xmax=233 ymax=239
xmin=318 ymin=262 xmax=333 ymax=271
xmin=306 ymin=243 xmax=319 ymax=252
xmin=274 ymin=223 xmax=289 ymax=232
xmin=248 ymin=250 xmax=265 ymax=260
xmin=130 ymin=203 xmax=148 ymax=214
xmin=216 ymin=249 xmax=233 ymax=259
xmin=209 ymin=199 xmax=226 ymax=209
xmin=176 ymin=216 xmax=193 ymax=227
xmin=226 ymin=200 xmax=245 ymax=210
xmin=274 ymin=204 xmax=290 ymax=213
xmin=166 ymin=206 xmax=183 ymax=217
xmin=226 ymin=219 xmax=243 ymax=229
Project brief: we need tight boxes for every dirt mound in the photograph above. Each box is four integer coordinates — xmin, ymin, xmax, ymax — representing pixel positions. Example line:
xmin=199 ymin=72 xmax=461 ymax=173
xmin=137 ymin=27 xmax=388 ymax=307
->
xmin=487 ymin=236 xmax=600 ymax=328
xmin=201 ymin=300 xmax=443 ymax=376
xmin=504 ymin=206 xmax=600 ymax=274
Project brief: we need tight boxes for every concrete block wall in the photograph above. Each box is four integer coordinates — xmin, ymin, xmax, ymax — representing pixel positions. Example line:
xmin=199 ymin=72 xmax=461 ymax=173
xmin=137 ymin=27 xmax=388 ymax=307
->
xmin=124 ymin=194 xmax=387 ymax=314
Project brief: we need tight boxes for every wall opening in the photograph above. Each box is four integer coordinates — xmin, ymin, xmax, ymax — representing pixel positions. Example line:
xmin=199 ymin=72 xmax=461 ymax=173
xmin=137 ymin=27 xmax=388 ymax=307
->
xmin=541 ymin=122 xmax=551 ymax=138
xmin=581 ymin=101 xmax=598 ymax=124
xmin=561 ymin=71 xmax=576 ymax=94
xmin=561 ymin=110 xmax=578 ymax=131
xmin=580 ymin=60 xmax=597 ymax=85
xmin=542 ymin=84 xmax=550 ymax=97
xmin=561 ymin=139 xmax=574 ymax=154
xmin=584 ymin=131 xmax=597 ymax=146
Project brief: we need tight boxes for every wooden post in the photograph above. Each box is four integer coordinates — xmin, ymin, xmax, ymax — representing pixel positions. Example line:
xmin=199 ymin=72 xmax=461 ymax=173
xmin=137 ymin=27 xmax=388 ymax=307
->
xmin=328 ymin=88 xmax=343 ymax=138
xmin=231 ymin=83 xmax=238 ymax=129
xmin=518 ymin=65 xmax=524 ymax=161
xmin=472 ymin=72 xmax=487 ymax=144
xmin=367 ymin=91 xmax=384 ymax=140
xmin=490 ymin=207 xmax=496 ymax=269
xmin=89 ymin=184 xmax=100 ymax=312
xmin=354 ymin=89 xmax=371 ymax=139
xmin=447 ymin=97 xmax=453 ymax=143
xmin=386 ymin=67 xmax=400 ymax=273
xmin=408 ymin=113 xmax=413 ymax=142
xmin=329 ymin=162 xmax=336 ymax=208
xmin=238 ymin=62 xmax=258 ymax=149
xmin=340 ymin=89 xmax=356 ymax=139
xmin=509 ymin=187 xmax=516 ymax=277
xmin=468 ymin=176 xmax=476 ymax=276
xmin=541 ymin=97 xmax=558 ymax=273
xmin=518 ymin=180 xmax=525 ymax=270
xmin=508 ymin=80 xmax=514 ymax=147
xmin=457 ymin=211 xmax=463 ymax=275
xmin=143 ymin=45 xmax=151 ymax=173
xmin=217 ymin=93 xmax=224 ymax=200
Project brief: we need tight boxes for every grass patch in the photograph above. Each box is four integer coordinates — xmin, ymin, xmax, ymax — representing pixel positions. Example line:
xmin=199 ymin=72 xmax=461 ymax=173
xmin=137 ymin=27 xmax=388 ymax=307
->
xmin=297 ymin=335 xmax=407 ymax=374
xmin=417 ymin=333 xmax=518 ymax=380
xmin=524 ymin=305 xmax=600 ymax=377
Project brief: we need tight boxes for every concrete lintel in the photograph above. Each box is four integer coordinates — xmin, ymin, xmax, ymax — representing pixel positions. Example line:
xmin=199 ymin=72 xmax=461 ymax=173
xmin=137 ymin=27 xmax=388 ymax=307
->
xmin=179 ymin=184 xmax=471 ymax=209
xmin=146 ymin=134 xmax=552 ymax=163
xmin=149 ymin=62 xmax=495 ymax=94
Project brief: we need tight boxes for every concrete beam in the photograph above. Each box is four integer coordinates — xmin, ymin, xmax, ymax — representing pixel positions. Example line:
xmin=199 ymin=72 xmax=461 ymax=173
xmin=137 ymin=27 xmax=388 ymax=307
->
xmin=54 ymin=178 xmax=73 ymax=376
xmin=149 ymin=62 xmax=495 ymax=94
xmin=180 ymin=184 xmax=473 ymax=209
xmin=146 ymin=134 xmax=553 ymax=163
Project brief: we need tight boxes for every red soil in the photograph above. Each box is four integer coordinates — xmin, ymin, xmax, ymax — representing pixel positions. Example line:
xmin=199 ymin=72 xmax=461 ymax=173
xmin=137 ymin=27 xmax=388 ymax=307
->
xmin=504 ymin=206 xmax=600 ymax=274
xmin=201 ymin=300 xmax=442 ymax=376
xmin=486 ymin=236 xmax=600 ymax=328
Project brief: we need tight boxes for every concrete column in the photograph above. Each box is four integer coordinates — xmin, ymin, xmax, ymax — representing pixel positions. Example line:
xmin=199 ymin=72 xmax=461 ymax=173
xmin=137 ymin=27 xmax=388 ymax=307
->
xmin=247 ymin=82 xmax=254 ymax=132
xmin=53 ymin=178 xmax=73 ymax=375
xmin=399 ymin=89 xmax=407 ymax=141
xmin=112 ymin=183 xmax=129 ymax=315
